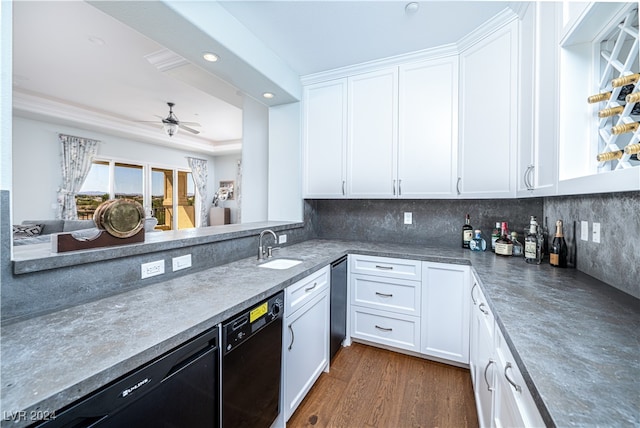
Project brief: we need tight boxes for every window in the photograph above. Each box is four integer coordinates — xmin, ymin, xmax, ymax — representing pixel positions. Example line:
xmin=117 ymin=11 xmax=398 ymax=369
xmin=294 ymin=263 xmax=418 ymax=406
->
xmin=78 ymin=160 xmax=195 ymax=231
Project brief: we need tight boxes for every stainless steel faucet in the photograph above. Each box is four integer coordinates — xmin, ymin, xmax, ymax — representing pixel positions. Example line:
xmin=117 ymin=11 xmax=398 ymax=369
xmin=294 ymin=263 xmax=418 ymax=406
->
xmin=258 ymin=229 xmax=278 ymax=260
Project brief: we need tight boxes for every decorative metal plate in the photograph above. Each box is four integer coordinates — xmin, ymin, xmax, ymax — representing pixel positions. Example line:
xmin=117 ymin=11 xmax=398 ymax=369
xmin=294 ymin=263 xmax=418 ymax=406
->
xmin=94 ymin=199 xmax=145 ymax=238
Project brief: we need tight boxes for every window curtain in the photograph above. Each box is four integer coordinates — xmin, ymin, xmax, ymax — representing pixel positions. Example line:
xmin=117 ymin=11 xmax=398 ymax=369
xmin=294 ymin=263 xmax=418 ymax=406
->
xmin=187 ymin=157 xmax=208 ymax=227
xmin=57 ymin=134 xmax=100 ymax=220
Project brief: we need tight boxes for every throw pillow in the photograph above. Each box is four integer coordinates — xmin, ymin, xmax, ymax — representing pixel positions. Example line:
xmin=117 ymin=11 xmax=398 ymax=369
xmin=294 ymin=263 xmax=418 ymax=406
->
xmin=13 ymin=224 xmax=44 ymax=239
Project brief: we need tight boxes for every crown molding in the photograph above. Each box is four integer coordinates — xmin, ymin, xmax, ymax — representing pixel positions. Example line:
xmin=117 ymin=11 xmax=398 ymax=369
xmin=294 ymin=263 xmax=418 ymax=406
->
xmin=12 ymin=90 xmax=240 ymax=156
xmin=456 ymin=7 xmax=520 ymax=52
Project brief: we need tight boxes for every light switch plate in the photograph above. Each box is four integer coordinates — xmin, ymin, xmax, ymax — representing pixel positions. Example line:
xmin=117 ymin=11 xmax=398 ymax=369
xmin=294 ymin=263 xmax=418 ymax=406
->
xmin=278 ymin=234 xmax=287 ymax=244
xmin=172 ymin=254 xmax=192 ymax=271
xmin=404 ymin=212 xmax=412 ymax=225
xmin=592 ymin=222 xmax=601 ymax=243
xmin=581 ymin=221 xmax=589 ymax=241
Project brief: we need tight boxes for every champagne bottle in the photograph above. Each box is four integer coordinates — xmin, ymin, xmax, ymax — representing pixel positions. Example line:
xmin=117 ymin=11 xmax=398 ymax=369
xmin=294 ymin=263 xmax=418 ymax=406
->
xmin=550 ymin=220 xmax=568 ymax=268
xmin=494 ymin=222 xmax=513 ymax=257
xmin=587 ymin=84 xmax=634 ymax=103
xmin=611 ymin=73 xmax=640 ymax=88
xmin=596 ymin=150 xmax=623 ymax=162
xmin=462 ymin=214 xmax=473 ymax=249
xmin=611 ymin=122 xmax=640 ymax=135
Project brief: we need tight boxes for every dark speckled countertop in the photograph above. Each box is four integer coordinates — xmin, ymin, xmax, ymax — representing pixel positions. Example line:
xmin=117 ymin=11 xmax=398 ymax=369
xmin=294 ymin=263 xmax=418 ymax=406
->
xmin=1 ymin=239 xmax=638 ymax=427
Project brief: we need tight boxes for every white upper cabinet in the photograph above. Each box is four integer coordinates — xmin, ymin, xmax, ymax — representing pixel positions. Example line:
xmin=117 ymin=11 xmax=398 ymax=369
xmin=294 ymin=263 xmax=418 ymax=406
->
xmin=458 ymin=19 xmax=519 ymax=198
xmin=303 ymin=79 xmax=348 ymax=198
xmin=398 ymin=57 xmax=459 ymax=198
xmin=347 ymin=68 xmax=398 ymax=198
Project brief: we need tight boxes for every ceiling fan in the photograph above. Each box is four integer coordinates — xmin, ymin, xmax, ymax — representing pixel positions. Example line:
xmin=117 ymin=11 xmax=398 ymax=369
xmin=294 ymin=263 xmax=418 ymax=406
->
xmin=139 ymin=102 xmax=201 ymax=137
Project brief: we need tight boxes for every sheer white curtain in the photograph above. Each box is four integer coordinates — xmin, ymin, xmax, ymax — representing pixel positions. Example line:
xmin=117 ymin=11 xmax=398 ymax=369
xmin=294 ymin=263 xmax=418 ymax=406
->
xmin=187 ymin=157 xmax=208 ymax=227
xmin=57 ymin=134 xmax=99 ymax=220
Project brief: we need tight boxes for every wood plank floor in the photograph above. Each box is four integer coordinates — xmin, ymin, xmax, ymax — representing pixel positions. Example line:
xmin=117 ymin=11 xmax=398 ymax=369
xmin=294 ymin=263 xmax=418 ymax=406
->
xmin=287 ymin=343 xmax=479 ymax=428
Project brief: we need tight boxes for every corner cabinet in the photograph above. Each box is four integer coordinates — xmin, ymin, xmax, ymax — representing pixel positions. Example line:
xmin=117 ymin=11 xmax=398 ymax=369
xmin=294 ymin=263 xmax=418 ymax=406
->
xmin=458 ymin=18 xmax=519 ymax=198
xmin=283 ymin=267 xmax=330 ymax=421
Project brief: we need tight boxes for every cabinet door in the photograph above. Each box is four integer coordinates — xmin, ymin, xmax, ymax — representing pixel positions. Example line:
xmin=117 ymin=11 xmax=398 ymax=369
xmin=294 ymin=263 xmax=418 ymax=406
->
xmin=421 ymin=262 xmax=470 ymax=363
xmin=303 ymin=79 xmax=347 ymax=198
xmin=471 ymin=284 xmax=496 ymax=428
xmin=398 ymin=56 xmax=458 ymax=198
xmin=459 ymin=21 xmax=518 ymax=198
xmin=284 ymin=290 xmax=329 ymax=421
xmin=347 ymin=68 xmax=398 ymax=198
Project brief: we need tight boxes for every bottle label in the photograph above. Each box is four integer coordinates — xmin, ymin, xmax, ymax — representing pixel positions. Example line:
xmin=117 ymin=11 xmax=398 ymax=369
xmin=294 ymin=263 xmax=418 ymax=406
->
xmin=524 ymin=241 xmax=537 ymax=258
xmin=491 ymin=236 xmax=499 ymax=249
xmin=495 ymin=243 xmax=513 ymax=256
xmin=463 ymin=230 xmax=473 ymax=242
xmin=550 ymin=253 xmax=559 ymax=266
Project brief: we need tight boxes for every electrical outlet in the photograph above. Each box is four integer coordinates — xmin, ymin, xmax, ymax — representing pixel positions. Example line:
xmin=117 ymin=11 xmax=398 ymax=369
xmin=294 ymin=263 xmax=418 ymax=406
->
xmin=404 ymin=212 xmax=412 ymax=225
xmin=592 ymin=222 xmax=601 ymax=243
xmin=278 ymin=234 xmax=287 ymax=244
xmin=141 ymin=260 xmax=165 ymax=279
xmin=581 ymin=221 xmax=589 ymax=241
xmin=172 ymin=254 xmax=192 ymax=272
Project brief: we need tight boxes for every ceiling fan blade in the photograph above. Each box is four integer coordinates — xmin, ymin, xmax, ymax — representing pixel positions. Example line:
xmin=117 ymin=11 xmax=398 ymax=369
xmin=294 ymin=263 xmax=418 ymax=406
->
xmin=179 ymin=121 xmax=201 ymax=126
xmin=179 ymin=124 xmax=201 ymax=134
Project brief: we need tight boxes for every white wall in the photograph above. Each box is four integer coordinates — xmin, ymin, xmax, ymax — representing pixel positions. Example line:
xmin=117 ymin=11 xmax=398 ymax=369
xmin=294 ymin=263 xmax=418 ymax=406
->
xmin=268 ymin=102 xmax=302 ymax=222
xmin=12 ymin=116 xmax=217 ymax=223
xmin=241 ymin=97 xmax=269 ymax=223
xmin=1 ymin=1 xmax=12 ymax=192
xmin=213 ymin=154 xmax=240 ymax=223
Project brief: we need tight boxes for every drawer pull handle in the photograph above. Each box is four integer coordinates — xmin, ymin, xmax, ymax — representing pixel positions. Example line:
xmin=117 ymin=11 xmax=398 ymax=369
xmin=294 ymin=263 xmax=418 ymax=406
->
xmin=484 ymin=359 xmax=495 ymax=392
xmin=471 ymin=282 xmax=478 ymax=305
xmin=375 ymin=292 xmax=393 ymax=298
xmin=504 ymin=362 xmax=522 ymax=393
xmin=288 ymin=325 xmax=295 ymax=351
xmin=305 ymin=282 xmax=317 ymax=292
xmin=479 ymin=303 xmax=488 ymax=315
xmin=374 ymin=265 xmax=394 ymax=270
xmin=375 ymin=325 xmax=393 ymax=332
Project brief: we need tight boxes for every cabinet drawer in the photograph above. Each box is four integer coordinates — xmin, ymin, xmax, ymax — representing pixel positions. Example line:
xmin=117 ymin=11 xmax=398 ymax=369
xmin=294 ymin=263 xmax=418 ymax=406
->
xmin=350 ymin=306 xmax=420 ymax=352
xmin=351 ymin=274 xmax=420 ymax=316
xmin=286 ymin=266 xmax=330 ymax=316
xmin=350 ymin=255 xmax=421 ymax=280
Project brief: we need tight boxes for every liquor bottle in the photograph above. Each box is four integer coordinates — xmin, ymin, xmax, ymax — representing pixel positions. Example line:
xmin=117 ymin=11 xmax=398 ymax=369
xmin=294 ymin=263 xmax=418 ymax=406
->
xmin=510 ymin=232 xmax=523 ymax=257
xmin=524 ymin=220 xmax=542 ymax=264
xmin=587 ymin=84 xmax=635 ymax=103
xmin=596 ymin=150 xmax=623 ymax=162
xmin=462 ymin=214 xmax=473 ymax=249
xmin=611 ymin=122 xmax=639 ymax=135
xmin=611 ymin=73 xmax=640 ymax=88
xmin=469 ymin=230 xmax=487 ymax=252
xmin=494 ymin=222 xmax=513 ymax=257
xmin=491 ymin=222 xmax=501 ymax=252
xmin=540 ymin=217 xmax=549 ymax=259
xmin=549 ymin=220 xmax=568 ymax=268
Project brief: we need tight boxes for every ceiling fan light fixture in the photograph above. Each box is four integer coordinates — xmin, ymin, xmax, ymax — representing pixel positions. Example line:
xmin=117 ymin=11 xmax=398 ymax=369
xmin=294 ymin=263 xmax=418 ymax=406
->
xmin=203 ymin=52 xmax=219 ymax=62
xmin=163 ymin=122 xmax=179 ymax=137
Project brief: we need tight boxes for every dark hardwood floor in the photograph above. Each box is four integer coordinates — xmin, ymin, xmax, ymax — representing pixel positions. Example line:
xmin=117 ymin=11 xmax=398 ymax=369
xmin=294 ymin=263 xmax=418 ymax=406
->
xmin=287 ymin=343 xmax=479 ymax=428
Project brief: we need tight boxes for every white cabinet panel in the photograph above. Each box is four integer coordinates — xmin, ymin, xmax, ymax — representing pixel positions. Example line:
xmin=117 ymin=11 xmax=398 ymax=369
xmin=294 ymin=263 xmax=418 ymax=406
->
xmin=459 ymin=21 xmax=518 ymax=198
xmin=351 ymin=274 xmax=420 ymax=316
xmin=347 ymin=68 xmax=398 ymax=197
xmin=421 ymin=262 xmax=470 ymax=364
xmin=286 ymin=266 xmax=330 ymax=316
xmin=350 ymin=254 xmax=421 ymax=281
xmin=303 ymin=79 xmax=347 ymax=198
xmin=350 ymin=306 xmax=420 ymax=352
xmin=398 ymin=57 xmax=458 ymax=197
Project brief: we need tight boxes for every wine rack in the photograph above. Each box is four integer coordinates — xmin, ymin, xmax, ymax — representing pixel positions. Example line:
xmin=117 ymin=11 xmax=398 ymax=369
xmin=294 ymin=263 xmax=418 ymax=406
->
xmin=594 ymin=5 xmax=639 ymax=172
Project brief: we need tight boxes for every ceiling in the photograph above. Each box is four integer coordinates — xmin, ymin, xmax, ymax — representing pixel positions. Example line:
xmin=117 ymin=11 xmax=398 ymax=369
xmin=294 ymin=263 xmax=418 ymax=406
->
xmin=13 ymin=1 xmax=515 ymax=155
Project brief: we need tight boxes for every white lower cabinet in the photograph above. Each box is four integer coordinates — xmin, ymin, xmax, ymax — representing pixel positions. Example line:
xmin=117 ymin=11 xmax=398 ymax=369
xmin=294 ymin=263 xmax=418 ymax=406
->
xmin=283 ymin=267 xmax=330 ymax=421
xmin=421 ymin=262 xmax=470 ymax=364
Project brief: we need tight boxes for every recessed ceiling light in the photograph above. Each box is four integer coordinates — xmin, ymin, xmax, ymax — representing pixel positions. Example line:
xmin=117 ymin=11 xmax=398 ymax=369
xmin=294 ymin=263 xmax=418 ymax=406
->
xmin=203 ymin=52 xmax=219 ymax=62
xmin=263 ymin=92 xmax=275 ymax=99
xmin=88 ymin=36 xmax=105 ymax=46
xmin=405 ymin=2 xmax=419 ymax=14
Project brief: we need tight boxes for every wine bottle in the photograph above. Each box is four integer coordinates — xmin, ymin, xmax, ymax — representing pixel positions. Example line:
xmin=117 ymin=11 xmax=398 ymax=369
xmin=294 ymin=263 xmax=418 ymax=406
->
xmin=491 ymin=221 xmax=501 ymax=252
xmin=598 ymin=106 xmax=624 ymax=118
xmin=462 ymin=214 xmax=473 ymax=249
xmin=624 ymin=143 xmax=640 ymax=155
xmin=549 ymin=220 xmax=568 ymax=268
xmin=596 ymin=150 xmax=623 ymax=162
xmin=625 ymin=92 xmax=640 ymax=115
xmin=611 ymin=122 xmax=640 ymax=135
xmin=611 ymin=73 xmax=640 ymax=88
xmin=540 ymin=217 xmax=549 ymax=259
xmin=587 ymin=84 xmax=634 ymax=103
xmin=494 ymin=222 xmax=513 ymax=257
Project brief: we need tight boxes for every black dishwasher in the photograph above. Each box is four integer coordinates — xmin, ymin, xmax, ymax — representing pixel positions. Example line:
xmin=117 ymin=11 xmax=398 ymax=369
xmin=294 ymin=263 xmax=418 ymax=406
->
xmin=36 ymin=327 xmax=219 ymax=428
xmin=221 ymin=291 xmax=283 ymax=428
xmin=330 ymin=256 xmax=348 ymax=360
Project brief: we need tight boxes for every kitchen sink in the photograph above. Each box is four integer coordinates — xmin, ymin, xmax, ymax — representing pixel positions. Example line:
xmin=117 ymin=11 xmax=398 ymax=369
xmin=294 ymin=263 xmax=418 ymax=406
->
xmin=258 ymin=259 xmax=303 ymax=270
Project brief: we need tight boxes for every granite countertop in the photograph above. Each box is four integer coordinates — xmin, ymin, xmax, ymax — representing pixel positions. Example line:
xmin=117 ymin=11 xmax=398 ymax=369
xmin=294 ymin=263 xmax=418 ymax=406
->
xmin=1 ymin=239 xmax=638 ymax=427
